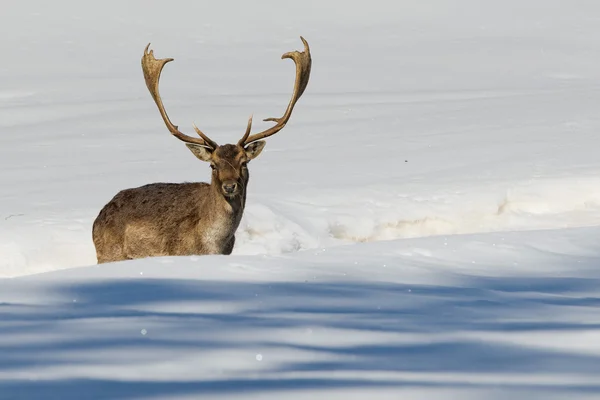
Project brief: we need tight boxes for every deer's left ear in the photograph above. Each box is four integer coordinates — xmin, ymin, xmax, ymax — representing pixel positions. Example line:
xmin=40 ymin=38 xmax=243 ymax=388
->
xmin=244 ymin=141 xmax=266 ymax=160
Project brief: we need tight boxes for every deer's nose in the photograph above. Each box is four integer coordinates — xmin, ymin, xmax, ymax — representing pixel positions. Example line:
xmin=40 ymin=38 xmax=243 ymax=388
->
xmin=222 ymin=182 xmax=238 ymax=194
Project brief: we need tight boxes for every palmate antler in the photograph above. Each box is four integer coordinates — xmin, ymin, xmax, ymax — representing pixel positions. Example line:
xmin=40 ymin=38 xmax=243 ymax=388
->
xmin=238 ymin=37 xmax=312 ymax=146
xmin=141 ymin=44 xmax=218 ymax=149
xmin=141 ymin=37 xmax=311 ymax=149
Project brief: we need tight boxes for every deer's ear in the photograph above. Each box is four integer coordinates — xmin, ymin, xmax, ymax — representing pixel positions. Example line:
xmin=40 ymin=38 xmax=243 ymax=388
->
xmin=185 ymin=143 xmax=213 ymax=162
xmin=244 ymin=141 xmax=266 ymax=160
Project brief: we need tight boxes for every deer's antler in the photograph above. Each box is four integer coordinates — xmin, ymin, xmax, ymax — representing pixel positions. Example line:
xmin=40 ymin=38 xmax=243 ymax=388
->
xmin=238 ymin=37 xmax=312 ymax=146
xmin=142 ymin=43 xmax=218 ymax=149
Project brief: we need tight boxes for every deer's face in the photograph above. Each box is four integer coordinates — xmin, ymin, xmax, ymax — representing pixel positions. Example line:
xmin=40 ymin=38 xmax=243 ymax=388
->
xmin=185 ymin=142 xmax=266 ymax=198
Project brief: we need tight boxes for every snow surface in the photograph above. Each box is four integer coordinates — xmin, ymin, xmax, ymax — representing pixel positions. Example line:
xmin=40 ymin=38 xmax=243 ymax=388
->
xmin=2 ymin=0 xmax=600 ymax=398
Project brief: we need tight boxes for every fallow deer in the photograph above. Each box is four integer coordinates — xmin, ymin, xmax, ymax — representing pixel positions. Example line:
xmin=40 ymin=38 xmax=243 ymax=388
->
xmin=92 ymin=37 xmax=311 ymax=264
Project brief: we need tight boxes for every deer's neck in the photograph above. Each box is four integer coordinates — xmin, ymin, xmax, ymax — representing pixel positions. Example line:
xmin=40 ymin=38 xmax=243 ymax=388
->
xmin=215 ymin=186 xmax=246 ymax=220
xmin=202 ymin=176 xmax=249 ymax=235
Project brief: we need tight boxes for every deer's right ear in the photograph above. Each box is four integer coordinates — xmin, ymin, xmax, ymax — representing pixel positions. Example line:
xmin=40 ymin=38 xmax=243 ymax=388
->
xmin=185 ymin=143 xmax=213 ymax=162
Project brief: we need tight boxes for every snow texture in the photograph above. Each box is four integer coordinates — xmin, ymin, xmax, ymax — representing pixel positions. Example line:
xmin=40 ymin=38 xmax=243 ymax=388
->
xmin=1 ymin=0 xmax=600 ymax=398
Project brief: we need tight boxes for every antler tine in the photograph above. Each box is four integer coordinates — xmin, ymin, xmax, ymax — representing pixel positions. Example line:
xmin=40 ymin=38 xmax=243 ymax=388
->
xmin=239 ymin=36 xmax=312 ymax=146
xmin=237 ymin=114 xmax=253 ymax=146
xmin=141 ymin=43 xmax=217 ymax=149
xmin=192 ymin=123 xmax=218 ymax=149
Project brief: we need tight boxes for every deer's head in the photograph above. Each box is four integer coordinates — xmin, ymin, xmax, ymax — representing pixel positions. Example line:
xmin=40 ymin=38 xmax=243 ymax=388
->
xmin=185 ymin=143 xmax=264 ymax=198
xmin=141 ymin=37 xmax=312 ymax=199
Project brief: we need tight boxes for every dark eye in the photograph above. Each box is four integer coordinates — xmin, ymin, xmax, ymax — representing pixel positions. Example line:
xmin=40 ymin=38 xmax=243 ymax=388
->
xmin=210 ymin=164 xmax=216 ymax=170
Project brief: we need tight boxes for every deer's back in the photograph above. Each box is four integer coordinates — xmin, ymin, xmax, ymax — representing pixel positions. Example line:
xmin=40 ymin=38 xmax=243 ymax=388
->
xmin=98 ymin=182 xmax=208 ymax=220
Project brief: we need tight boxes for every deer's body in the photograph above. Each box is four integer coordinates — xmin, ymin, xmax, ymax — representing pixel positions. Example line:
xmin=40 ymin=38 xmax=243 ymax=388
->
xmin=92 ymin=180 xmax=245 ymax=263
xmin=92 ymin=38 xmax=311 ymax=264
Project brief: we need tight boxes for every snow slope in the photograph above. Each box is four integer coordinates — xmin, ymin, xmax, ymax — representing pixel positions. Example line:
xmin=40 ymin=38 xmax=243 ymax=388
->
xmin=1 ymin=0 xmax=600 ymax=398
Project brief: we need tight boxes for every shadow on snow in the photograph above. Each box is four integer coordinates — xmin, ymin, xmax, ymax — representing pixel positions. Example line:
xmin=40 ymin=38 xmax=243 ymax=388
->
xmin=1 ymin=262 xmax=600 ymax=398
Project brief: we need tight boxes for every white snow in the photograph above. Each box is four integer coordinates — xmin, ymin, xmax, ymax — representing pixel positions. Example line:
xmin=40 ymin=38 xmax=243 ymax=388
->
xmin=2 ymin=0 xmax=600 ymax=398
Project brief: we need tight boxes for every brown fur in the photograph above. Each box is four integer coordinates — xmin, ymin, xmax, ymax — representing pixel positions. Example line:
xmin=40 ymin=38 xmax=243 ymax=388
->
xmin=92 ymin=143 xmax=263 ymax=263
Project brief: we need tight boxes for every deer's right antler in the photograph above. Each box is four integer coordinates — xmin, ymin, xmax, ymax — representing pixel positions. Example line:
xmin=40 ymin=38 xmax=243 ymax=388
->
xmin=141 ymin=44 xmax=218 ymax=149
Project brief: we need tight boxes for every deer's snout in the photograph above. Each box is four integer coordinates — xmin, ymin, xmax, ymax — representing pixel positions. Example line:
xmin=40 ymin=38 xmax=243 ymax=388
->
xmin=222 ymin=182 xmax=238 ymax=196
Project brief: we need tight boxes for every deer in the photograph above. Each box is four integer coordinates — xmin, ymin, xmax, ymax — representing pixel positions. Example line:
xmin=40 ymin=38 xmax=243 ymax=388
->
xmin=92 ymin=37 xmax=311 ymax=264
